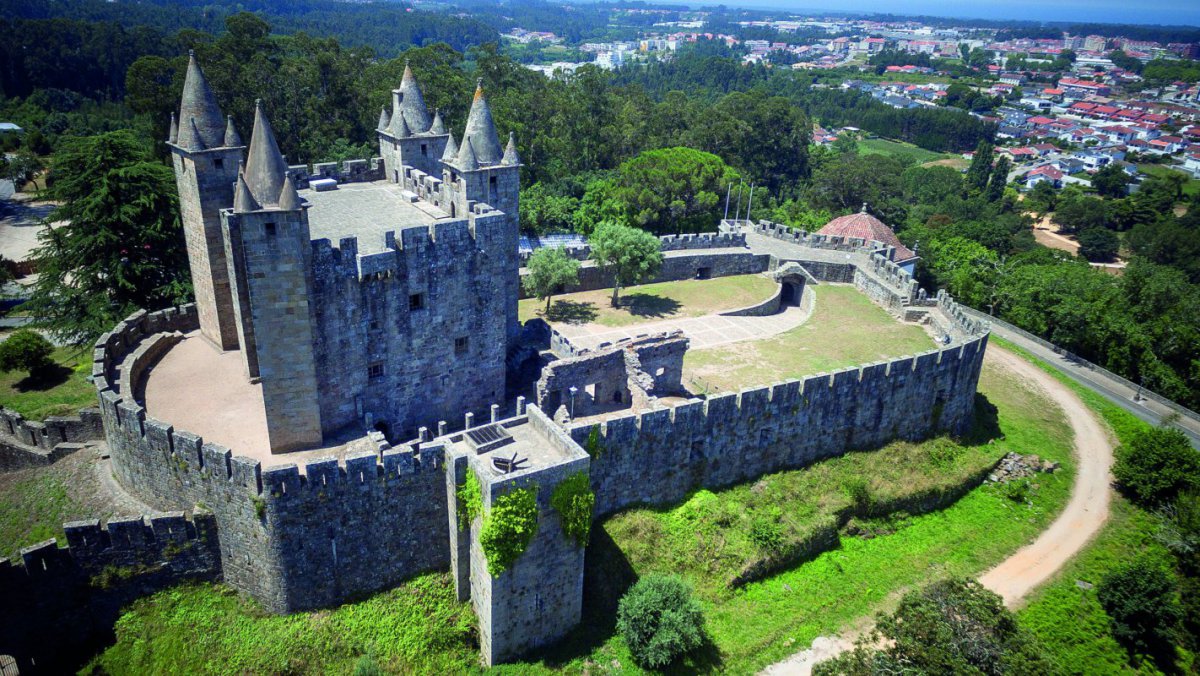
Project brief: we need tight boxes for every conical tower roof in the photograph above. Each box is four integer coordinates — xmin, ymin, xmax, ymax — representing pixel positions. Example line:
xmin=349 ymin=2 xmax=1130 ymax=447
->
xmin=501 ymin=131 xmax=520 ymax=166
xmin=462 ymin=80 xmax=503 ymax=165
xmin=243 ymin=100 xmax=290 ymax=209
xmin=223 ymin=115 xmax=243 ymax=147
xmin=394 ymin=61 xmax=432 ymax=133
xmin=168 ymin=113 xmax=178 ymax=144
xmin=377 ymin=107 xmax=391 ymax=132
xmin=441 ymin=132 xmax=459 ymax=161
xmin=430 ymin=108 xmax=446 ymax=135
xmin=278 ymin=174 xmax=303 ymax=211
xmin=233 ymin=173 xmax=260 ymax=213
xmin=180 ymin=117 xmax=206 ymax=152
xmin=389 ymin=109 xmax=411 ymax=138
xmin=456 ymin=136 xmax=480 ymax=171
xmin=178 ymin=51 xmax=226 ymax=149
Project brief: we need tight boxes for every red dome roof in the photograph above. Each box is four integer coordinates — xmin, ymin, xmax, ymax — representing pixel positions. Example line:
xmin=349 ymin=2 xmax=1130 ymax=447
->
xmin=816 ymin=207 xmax=916 ymax=262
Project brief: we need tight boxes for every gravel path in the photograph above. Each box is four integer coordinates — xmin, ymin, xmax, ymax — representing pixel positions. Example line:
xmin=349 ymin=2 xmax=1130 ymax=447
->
xmin=761 ymin=346 xmax=1115 ymax=675
xmin=554 ymin=303 xmax=812 ymax=351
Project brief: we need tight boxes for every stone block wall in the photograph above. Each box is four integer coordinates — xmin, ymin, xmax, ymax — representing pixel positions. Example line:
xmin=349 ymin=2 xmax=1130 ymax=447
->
xmin=0 ymin=510 xmax=220 ymax=673
xmin=528 ymin=251 xmax=769 ymax=299
xmin=516 ymin=231 xmax=748 ymax=267
xmin=0 ymin=407 xmax=104 ymax=471
xmin=288 ymin=157 xmax=386 ymax=189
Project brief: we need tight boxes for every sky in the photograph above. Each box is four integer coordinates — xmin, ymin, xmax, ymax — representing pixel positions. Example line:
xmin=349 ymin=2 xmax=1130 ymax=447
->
xmin=680 ymin=0 xmax=1200 ymax=27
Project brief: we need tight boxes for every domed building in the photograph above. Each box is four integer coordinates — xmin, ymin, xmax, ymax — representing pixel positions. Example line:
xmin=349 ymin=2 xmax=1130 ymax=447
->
xmin=817 ymin=204 xmax=918 ymax=275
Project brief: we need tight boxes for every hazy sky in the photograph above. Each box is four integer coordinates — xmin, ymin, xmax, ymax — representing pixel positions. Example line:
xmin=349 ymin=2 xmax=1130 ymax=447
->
xmin=690 ymin=0 xmax=1200 ymax=27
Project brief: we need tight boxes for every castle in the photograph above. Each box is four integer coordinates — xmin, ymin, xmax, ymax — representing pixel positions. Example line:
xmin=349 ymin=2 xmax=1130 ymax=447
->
xmin=168 ymin=52 xmax=520 ymax=451
xmin=0 ymin=54 xmax=990 ymax=672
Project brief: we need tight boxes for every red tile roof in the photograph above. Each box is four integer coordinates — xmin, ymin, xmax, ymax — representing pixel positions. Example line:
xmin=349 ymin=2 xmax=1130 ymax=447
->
xmin=817 ymin=209 xmax=916 ymax=262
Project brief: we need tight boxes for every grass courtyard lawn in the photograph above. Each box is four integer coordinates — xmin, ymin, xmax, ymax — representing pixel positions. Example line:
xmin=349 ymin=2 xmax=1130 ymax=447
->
xmin=89 ymin=351 xmax=1077 ymax=675
xmin=0 ymin=345 xmax=96 ymax=420
xmin=684 ymin=284 xmax=934 ymax=393
xmin=1137 ymin=163 xmax=1200 ymax=199
xmin=518 ymin=274 xmax=778 ymax=328
xmin=857 ymin=138 xmax=954 ymax=165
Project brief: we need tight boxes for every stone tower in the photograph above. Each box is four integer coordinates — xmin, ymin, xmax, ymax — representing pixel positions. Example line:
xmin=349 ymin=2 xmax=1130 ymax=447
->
xmin=168 ymin=51 xmax=245 ymax=350
xmin=378 ymin=62 xmax=450 ymax=180
xmin=221 ymin=101 xmax=324 ymax=452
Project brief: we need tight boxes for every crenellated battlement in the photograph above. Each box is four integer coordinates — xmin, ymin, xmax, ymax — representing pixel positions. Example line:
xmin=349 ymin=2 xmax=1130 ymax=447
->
xmin=518 ymin=231 xmax=747 ymax=266
xmin=288 ymin=157 xmax=386 ymax=189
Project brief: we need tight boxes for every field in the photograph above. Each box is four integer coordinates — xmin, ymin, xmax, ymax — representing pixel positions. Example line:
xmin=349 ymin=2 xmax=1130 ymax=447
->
xmin=0 ymin=345 xmax=97 ymax=420
xmin=1137 ymin=163 xmax=1200 ymax=199
xmin=857 ymin=138 xmax=955 ymax=165
xmin=87 ymin=351 xmax=1078 ymax=675
xmin=683 ymin=284 xmax=934 ymax=392
xmin=518 ymin=274 xmax=779 ymax=328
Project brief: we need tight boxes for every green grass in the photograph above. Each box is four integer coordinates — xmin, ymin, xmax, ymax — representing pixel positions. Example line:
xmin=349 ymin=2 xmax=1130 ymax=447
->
xmin=684 ymin=285 xmax=934 ymax=393
xmin=519 ymin=274 xmax=778 ymax=328
xmin=857 ymin=138 xmax=954 ymax=165
xmin=87 ymin=574 xmax=480 ymax=675
xmin=0 ymin=470 xmax=78 ymax=559
xmin=0 ymin=345 xmax=97 ymax=420
xmin=993 ymin=336 xmax=1191 ymax=674
xmin=1137 ymin=164 xmax=1200 ymax=199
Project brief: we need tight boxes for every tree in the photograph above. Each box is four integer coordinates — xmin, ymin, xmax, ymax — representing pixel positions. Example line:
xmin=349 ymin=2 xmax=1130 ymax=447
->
xmin=23 ymin=131 xmax=191 ymax=345
xmin=1025 ymin=180 xmax=1058 ymax=213
xmin=1092 ymin=164 xmax=1131 ymax=198
xmin=1054 ymin=194 xmax=1109 ymax=234
xmin=5 ymin=150 xmax=45 ymax=192
xmin=986 ymin=156 xmax=1011 ymax=202
xmin=923 ymin=236 xmax=998 ymax=308
xmin=1114 ymin=427 xmax=1200 ymax=506
xmin=815 ymin=578 xmax=1055 ymax=675
xmin=617 ymin=574 xmax=706 ymax=669
xmin=0 ymin=330 xmax=54 ymax=378
xmin=965 ymin=140 xmax=994 ymax=192
xmin=522 ymin=246 xmax=580 ymax=313
xmin=519 ymin=183 xmax=580 ymax=236
xmin=589 ymin=221 xmax=664 ymax=306
xmin=1077 ymin=227 xmax=1120 ymax=262
xmin=1098 ymin=558 xmax=1183 ymax=664
xmin=610 ymin=147 xmax=739 ymax=235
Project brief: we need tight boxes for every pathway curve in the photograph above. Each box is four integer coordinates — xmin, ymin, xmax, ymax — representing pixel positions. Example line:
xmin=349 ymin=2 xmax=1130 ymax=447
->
xmin=554 ymin=303 xmax=812 ymax=351
xmin=761 ymin=346 xmax=1115 ymax=675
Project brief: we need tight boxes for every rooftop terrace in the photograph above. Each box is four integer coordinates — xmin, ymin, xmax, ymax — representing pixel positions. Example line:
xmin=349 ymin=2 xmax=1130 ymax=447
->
xmin=300 ymin=181 xmax=450 ymax=255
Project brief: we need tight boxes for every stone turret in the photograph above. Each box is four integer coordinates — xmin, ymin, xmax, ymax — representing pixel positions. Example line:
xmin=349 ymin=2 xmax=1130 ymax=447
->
xmin=378 ymin=63 xmax=449 ymax=179
xmin=219 ymin=100 xmax=322 ymax=453
xmin=461 ymin=80 xmax=504 ymax=165
xmin=168 ymin=51 xmax=246 ymax=351
xmin=393 ymin=61 xmax=432 ymax=133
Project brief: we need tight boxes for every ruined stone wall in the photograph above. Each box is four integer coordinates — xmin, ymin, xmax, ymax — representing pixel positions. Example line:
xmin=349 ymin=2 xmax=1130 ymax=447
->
xmin=0 ymin=511 xmax=220 ymax=674
xmin=309 ymin=211 xmax=513 ymax=440
xmin=0 ymin=407 xmax=103 ymax=471
xmin=571 ymin=298 xmax=988 ymax=517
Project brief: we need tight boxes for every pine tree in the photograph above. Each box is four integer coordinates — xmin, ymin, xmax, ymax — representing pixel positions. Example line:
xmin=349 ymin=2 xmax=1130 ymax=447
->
xmin=965 ymin=140 xmax=994 ymax=192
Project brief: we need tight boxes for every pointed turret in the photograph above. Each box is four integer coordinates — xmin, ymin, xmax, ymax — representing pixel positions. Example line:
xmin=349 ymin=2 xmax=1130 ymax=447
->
xmin=180 ymin=117 xmax=206 ymax=152
xmin=456 ymin=137 xmax=480 ymax=171
xmin=223 ymin=115 xmax=243 ymax=147
xmin=168 ymin=113 xmax=178 ymax=144
xmin=462 ymin=80 xmax=503 ymax=165
xmin=389 ymin=109 xmax=412 ymax=138
xmin=394 ymin=61 xmax=432 ymax=133
xmin=430 ymin=108 xmax=446 ymax=135
xmin=233 ymin=173 xmax=260 ymax=213
xmin=278 ymin=174 xmax=302 ymax=211
xmin=501 ymin=131 xmax=520 ymax=166
xmin=441 ymin=132 xmax=459 ymax=162
xmin=377 ymin=107 xmax=391 ymax=132
xmin=178 ymin=50 xmax=226 ymax=149
xmin=243 ymin=100 xmax=290 ymax=209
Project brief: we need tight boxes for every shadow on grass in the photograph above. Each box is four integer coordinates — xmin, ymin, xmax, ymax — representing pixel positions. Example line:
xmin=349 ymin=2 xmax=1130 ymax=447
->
xmin=545 ymin=299 xmax=599 ymax=325
xmin=13 ymin=364 xmax=72 ymax=392
xmin=621 ymin=293 xmax=682 ymax=320
xmin=960 ymin=393 xmax=1002 ymax=447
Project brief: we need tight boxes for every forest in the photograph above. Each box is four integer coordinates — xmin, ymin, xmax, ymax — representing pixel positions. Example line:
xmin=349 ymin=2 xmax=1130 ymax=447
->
xmin=2 ymin=7 xmax=1199 ymax=410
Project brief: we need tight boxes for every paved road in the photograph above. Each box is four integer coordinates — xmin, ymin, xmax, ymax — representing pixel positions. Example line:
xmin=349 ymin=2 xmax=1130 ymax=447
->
xmin=762 ymin=346 xmax=1117 ymax=675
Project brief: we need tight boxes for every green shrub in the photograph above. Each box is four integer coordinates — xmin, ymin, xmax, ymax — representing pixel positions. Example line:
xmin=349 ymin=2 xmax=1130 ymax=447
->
xmin=352 ymin=654 xmax=383 ymax=676
xmin=748 ymin=516 xmax=783 ymax=553
xmin=479 ymin=486 xmax=538 ymax=576
xmin=550 ymin=471 xmax=594 ymax=547
xmin=456 ymin=472 xmax=482 ymax=532
xmin=1097 ymin=558 xmax=1183 ymax=662
xmin=0 ymin=329 xmax=53 ymax=377
xmin=616 ymin=574 xmax=706 ymax=669
xmin=1000 ymin=478 xmax=1031 ymax=504
xmin=843 ymin=477 xmax=871 ymax=509
xmin=585 ymin=424 xmax=604 ymax=460
xmin=1113 ymin=427 xmax=1199 ymax=506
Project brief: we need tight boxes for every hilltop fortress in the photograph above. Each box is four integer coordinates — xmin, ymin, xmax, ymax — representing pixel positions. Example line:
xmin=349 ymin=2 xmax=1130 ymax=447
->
xmin=0 ymin=54 xmax=989 ymax=670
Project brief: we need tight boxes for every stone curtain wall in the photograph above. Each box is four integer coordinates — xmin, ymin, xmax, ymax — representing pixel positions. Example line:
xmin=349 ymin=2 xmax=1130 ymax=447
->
xmin=517 ymin=232 xmax=748 ymax=266
xmin=0 ymin=511 xmax=220 ymax=673
xmin=524 ymin=251 xmax=769 ymax=299
xmin=571 ymin=296 xmax=988 ymax=518
xmin=287 ymin=157 xmax=386 ymax=189
xmin=0 ymin=407 xmax=104 ymax=471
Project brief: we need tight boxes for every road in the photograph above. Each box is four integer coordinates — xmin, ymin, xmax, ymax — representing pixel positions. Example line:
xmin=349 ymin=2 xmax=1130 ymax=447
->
xmin=762 ymin=345 xmax=1116 ymax=675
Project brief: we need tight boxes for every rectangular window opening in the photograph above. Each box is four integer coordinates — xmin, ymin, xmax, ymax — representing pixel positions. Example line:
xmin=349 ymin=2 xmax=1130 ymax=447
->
xmin=368 ymin=363 xmax=384 ymax=380
xmin=454 ymin=336 xmax=469 ymax=354
xmin=264 ymin=222 xmax=277 ymax=237
xmin=409 ymin=293 xmax=425 ymax=311
xmin=213 ymin=158 xmax=224 ymax=169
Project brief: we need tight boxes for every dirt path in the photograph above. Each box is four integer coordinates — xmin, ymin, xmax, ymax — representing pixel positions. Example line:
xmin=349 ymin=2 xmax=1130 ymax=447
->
xmin=761 ymin=346 xmax=1115 ymax=675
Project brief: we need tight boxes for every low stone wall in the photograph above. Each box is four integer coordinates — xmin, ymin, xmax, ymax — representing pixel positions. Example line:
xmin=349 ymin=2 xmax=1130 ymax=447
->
xmin=719 ymin=282 xmax=783 ymax=317
xmin=528 ymin=251 xmax=769 ymax=299
xmin=287 ymin=157 xmax=386 ymax=189
xmin=0 ymin=407 xmax=105 ymax=472
xmin=517 ymin=232 xmax=747 ymax=266
xmin=0 ymin=510 xmax=220 ymax=673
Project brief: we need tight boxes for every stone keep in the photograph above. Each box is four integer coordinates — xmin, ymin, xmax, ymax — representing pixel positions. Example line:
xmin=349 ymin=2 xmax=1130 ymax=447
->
xmin=174 ymin=57 xmax=524 ymax=451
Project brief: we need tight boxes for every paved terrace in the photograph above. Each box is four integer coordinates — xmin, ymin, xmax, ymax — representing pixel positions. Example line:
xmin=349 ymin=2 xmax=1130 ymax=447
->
xmin=301 ymin=181 xmax=450 ymax=255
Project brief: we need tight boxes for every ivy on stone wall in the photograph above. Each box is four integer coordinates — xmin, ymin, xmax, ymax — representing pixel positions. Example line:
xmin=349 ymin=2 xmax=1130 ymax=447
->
xmin=551 ymin=471 xmax=595 ymax=548
xmin=585 ymin=425 xmax=605 ymax=461
xmin=457 ymin=472 xmax=482 ymax=532
xmin=480 ymin=485 xmax=539 ymax=576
